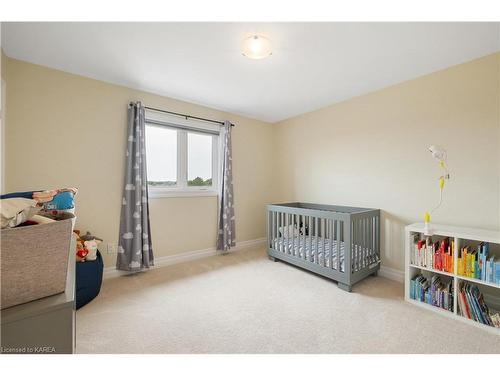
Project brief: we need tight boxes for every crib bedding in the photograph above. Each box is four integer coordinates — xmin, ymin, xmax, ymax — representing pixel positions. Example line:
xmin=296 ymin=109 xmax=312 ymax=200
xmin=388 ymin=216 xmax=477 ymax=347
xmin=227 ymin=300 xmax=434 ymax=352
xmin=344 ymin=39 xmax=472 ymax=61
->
xmin=274 ymin=235 xmax=379 ymax=272
xmin=274 ymin=235 xmax=345 ymax=271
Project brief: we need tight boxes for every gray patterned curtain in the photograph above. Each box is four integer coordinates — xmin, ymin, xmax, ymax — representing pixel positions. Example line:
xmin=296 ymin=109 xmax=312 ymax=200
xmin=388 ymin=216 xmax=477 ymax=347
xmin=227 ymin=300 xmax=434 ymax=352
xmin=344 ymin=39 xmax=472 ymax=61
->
xmin=217 ymin=121 xmax=235 ymax=251
xmin=117 ymin=102 xmax=154 ymax=271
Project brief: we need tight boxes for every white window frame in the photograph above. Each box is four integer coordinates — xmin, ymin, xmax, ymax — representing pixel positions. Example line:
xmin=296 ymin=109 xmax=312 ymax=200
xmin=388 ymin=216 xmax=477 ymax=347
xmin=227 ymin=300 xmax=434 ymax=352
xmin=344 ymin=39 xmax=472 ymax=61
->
xmin=145 ymin=111 xmax=220 ymax=199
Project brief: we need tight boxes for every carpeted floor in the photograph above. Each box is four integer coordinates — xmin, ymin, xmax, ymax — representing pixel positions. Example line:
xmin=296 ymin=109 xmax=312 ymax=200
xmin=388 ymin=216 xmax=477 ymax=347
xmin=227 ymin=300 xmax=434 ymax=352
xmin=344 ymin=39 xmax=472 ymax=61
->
xmin=76 ymin=246 xmax=500 ymax=354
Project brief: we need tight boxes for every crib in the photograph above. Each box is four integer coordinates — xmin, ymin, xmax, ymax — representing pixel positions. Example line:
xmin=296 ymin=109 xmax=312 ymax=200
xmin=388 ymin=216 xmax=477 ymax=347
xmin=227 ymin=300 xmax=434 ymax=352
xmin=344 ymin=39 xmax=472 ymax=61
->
xmin=267 ymin=203 xmax=380 ymax=291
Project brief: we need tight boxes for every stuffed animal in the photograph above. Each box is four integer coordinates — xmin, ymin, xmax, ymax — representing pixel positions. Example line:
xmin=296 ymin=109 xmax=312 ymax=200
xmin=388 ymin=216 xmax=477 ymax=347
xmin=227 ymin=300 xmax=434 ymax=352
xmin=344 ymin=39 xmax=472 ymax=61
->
xmin=76 ymin=240 xmax=89 ymax=262
xmin=74 ymin=230 xmax=88 ymax=262
xmin=80 ymin=231 xmax=103 ymax=261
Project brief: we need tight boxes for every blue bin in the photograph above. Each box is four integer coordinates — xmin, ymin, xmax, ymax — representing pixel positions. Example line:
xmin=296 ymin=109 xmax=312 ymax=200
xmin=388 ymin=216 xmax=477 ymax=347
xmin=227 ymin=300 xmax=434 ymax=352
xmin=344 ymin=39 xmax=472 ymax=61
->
xmin=76 ymin=250 xmax=104 ymax=309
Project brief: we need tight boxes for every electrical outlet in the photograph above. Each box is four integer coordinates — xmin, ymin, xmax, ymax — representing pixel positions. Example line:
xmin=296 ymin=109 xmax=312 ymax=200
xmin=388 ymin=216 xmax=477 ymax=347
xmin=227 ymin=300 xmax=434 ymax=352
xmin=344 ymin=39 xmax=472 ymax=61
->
xmin=107 ymin=243 xmax=117 ymax=254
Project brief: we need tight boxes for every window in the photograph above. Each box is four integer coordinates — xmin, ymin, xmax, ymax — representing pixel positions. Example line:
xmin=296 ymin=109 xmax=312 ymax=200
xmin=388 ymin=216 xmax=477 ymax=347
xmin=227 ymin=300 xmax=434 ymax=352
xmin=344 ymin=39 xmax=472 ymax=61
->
xmin=145 ymin=125 xmax=178 ymax=187
xmin=145 ymin=120 xmax=219 ymax=198
xmin=187 ymin=132 xmax=213 ymax=187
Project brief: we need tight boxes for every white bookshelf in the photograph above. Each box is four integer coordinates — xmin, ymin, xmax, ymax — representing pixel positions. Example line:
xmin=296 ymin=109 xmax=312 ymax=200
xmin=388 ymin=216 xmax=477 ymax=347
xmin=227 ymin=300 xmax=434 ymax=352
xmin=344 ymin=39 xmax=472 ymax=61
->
xmin=405 ymin=222 xmax=500 ymax=335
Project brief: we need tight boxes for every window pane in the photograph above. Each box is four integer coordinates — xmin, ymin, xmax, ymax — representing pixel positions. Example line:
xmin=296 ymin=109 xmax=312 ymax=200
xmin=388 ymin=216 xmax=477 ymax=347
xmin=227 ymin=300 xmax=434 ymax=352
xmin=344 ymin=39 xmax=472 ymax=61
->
xmin=145 ymin=125 xmax=177 ymax=187
xmin=187 ymin=132 xmax=213 ymax=187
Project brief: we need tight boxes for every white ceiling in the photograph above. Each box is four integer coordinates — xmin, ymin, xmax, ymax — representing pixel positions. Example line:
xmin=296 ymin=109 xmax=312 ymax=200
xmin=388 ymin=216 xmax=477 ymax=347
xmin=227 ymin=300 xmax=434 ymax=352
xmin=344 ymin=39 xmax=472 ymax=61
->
xmin=2 ymin=22 xmax=499 ymax=123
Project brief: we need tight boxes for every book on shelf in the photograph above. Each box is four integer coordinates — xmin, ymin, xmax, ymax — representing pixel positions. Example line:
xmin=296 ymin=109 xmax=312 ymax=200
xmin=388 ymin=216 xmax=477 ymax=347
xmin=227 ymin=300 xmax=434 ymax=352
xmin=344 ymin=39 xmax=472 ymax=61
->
xmin=457 ymin=242 xmax=500 ymax=285
xmin=410 ymin=235 xmax=454 ymax=274
xmin=410 ymin=273 xmax=453 ymax=311
xmin=457 ymin=281 xmax=500 ymax=328
xmin=410 ymin=233 xmax=500 ymax=285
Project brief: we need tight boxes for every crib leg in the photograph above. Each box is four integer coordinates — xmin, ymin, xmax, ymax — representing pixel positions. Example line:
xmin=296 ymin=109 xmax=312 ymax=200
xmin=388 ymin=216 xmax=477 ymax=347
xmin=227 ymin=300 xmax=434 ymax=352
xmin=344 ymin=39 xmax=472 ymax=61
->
xmin=268 ymin=255 xmax=278 ymax=262
xmin=371 ymin=271 xmax=378 ymax=277
xmin=338 ymin=282 xmax=352 ymax=292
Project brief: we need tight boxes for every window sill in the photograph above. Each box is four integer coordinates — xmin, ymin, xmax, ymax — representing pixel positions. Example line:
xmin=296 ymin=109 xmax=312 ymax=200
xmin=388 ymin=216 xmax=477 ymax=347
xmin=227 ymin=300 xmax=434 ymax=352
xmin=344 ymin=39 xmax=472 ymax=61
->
xmin=148 ymin=189 xmax=219 ymax=199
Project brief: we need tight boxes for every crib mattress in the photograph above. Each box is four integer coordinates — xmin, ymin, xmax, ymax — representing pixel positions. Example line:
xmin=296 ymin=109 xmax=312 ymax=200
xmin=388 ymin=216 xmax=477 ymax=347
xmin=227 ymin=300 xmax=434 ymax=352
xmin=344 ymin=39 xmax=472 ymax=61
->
xmin=273 ymin=235 xmax=379 ymax=273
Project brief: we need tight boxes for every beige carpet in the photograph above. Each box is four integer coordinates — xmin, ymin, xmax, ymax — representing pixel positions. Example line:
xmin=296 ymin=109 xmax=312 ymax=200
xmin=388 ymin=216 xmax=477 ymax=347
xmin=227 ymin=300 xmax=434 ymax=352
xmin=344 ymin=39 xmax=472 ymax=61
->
xmin=76 ymin=246 xmax=500 ymax=354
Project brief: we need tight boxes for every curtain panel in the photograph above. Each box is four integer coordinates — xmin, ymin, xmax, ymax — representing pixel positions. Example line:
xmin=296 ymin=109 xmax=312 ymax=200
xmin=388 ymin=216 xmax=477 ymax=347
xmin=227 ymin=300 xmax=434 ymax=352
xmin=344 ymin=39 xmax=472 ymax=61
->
xmin=216 ymin=121 xmax=236 ymax=251
xmin=117 ymin=102 xmax=154 ymax=271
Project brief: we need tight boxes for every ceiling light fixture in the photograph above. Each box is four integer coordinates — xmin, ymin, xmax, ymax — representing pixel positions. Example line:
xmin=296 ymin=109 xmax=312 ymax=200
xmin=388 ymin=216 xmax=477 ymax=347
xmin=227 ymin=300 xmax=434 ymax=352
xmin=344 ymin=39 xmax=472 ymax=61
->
xmin=242 ymin=35 xmax=272 ymax=60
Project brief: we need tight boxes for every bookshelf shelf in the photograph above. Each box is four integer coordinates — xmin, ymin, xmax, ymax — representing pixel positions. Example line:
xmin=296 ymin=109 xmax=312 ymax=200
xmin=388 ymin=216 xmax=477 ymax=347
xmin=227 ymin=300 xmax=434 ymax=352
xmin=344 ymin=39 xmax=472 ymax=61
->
xmin=407 ymin=298 xmax=453 ymax=316
xmin=455 ymin=275 xmax=500 ymax=290
xmin=409 ymin=264 xmax=454 ymax=277
xmin=405 ymin=222 xmax=500 ymax=335
xmin=408 ymin=299 xmax=500 ymax=335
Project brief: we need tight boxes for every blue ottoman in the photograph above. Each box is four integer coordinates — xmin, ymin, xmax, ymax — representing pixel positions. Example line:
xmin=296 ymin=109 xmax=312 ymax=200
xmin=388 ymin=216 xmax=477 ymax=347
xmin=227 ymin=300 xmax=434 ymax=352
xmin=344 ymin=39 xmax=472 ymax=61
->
xmin=76 ymin=250 xmax=104 ymax=309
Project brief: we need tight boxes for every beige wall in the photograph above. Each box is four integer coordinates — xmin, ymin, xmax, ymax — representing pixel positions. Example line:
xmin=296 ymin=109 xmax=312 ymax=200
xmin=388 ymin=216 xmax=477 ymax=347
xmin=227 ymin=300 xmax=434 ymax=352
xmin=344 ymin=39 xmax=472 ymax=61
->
xmin=3 ymin=57 xmax=274 ymax=267
xmin=273 ymin=53 xmax=500 ymax=271
xmin=4 ymin=52 xmax=500 ymax=273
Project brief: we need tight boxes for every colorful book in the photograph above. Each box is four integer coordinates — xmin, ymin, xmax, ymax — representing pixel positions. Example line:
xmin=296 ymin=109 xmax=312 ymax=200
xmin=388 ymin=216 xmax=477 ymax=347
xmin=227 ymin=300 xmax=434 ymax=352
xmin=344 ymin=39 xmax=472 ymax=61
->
xmin=458 ymin=282 xmax=498 ymax=327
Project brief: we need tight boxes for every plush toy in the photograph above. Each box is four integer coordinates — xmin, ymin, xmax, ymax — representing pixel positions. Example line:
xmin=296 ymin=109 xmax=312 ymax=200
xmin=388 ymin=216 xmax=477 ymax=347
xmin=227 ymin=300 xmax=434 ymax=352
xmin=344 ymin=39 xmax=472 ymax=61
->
xmin=80 ymin=231 xmax=103 ymax=262
xmin=74 ymin=230 xmax=88 ymax=262
xmin=76 ymin=242 xmax=89 ymax=262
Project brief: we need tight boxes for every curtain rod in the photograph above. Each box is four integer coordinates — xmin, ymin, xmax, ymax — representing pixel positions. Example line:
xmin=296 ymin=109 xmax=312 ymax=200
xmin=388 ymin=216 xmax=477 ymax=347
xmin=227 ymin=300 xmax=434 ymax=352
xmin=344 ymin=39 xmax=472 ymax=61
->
xmin=140 ymin=104 xmax=235 ymax=127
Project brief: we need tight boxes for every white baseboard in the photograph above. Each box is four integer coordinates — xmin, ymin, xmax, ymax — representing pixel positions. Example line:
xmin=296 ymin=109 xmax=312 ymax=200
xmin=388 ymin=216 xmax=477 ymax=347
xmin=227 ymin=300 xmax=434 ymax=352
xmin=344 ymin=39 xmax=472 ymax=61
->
xmin=379 ymin=265 xmax=404 ymax=283
xmin=103 ymin=237 xmax=266 ymax=280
